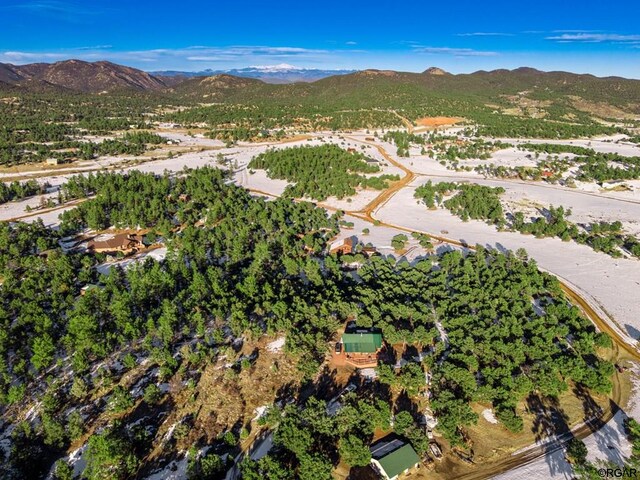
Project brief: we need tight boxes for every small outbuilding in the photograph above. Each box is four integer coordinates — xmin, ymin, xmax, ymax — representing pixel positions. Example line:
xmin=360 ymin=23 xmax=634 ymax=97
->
xmin=370 ymin=436 xmax=420 ymax=480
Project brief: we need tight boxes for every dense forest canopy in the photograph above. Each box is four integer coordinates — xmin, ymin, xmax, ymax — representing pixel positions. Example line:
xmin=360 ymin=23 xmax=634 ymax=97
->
xmin=248 ymin=144 xmax=399 ymax=201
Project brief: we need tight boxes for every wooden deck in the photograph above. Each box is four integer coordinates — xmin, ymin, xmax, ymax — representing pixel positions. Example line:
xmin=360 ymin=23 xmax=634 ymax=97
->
xmin=333 ymin=351 xmax=379 ymax=369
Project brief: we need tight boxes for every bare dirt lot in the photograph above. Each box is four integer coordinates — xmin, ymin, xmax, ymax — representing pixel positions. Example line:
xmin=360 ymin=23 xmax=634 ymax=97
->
xmin=416 ymin=117 xmax=464 ymax=127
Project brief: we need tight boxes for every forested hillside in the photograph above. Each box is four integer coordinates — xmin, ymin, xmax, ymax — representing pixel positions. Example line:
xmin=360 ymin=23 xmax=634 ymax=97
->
xmin=0 ymin=92 xmax=172 ymax=166
xmin=167 ymin=67 xmax=639 ymax=138
xmin=1 ymin=64 xmax=639 ymax=169
xmin=0 ymin=167 xmax=615 ymax=479
xmin=248 ymin=145 xmax=400 ymax=201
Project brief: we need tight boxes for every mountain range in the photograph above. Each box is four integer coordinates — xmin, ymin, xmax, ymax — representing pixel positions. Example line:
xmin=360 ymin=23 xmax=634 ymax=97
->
xmin=151 ymin=63 xmax=356 ymax=84
xmin=0 ymin=60 xmax=639 ymax=117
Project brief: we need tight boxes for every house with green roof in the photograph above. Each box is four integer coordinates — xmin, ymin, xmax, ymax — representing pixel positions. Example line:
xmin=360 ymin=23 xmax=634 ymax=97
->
xmin=370 ymin=436 xmax=420 ymax=480
xmin=337 ymin=328 xmax=383 ymax=368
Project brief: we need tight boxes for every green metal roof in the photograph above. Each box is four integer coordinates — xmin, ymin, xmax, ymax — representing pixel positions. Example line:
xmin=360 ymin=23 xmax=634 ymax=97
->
xmin=375 ymin=443 xmax=420 ymax=479
xmin=341 ymin=332 xmax=382 ymax=353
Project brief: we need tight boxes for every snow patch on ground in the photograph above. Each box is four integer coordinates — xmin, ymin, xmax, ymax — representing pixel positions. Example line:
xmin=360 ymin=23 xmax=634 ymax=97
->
xmin=626 ymin=363 xmax=640 ymax=421
xmin=69 ymin=445 xmax=89 ymax=477
xmin=250 ymin=431 xmax=274 ymax=461
xmin=144 ymin=454 xmax=189 ymax=480
xmin=482 ymin=409 xmax=498 ymax=424
xmin=266 ymin=337 xmax=285 ymax=353
xmin=494 ymin=411 xmax=632 ymax=480
xmin=96 ymin=247 xmax=168 ymax=275
xmin=253 ymin=405 xmax=268 ymax=421
xmin=378 ymin=182 xmax=640 ymax=343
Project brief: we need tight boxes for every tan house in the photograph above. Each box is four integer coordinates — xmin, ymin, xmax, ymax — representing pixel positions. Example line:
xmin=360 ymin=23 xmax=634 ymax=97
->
xmin=329 ymin=237 xmax=354 ymax=255
xmin=87 ymin=233 xmax=145 ymax=254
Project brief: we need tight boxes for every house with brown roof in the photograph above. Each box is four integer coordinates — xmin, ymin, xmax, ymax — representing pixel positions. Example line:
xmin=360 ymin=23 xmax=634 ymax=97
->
xmin=329 ymin=237 xmax=354 ymax=255
xmin=87 ymin=233 xmax=145 ymax=254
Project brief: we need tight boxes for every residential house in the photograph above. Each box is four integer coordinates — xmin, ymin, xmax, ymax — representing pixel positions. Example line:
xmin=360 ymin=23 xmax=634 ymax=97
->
xmin=370 ymin=436 xmax=420 ymax=480
xmin=361 ymin=245 xmax=378 ymax=257
xmin=337 ymin=327 xmax=383 ymax=368
xmin=329 ymin=237 xmax=354 ymax=255
xmin=87 ymin=233 xmax=145 ymax=255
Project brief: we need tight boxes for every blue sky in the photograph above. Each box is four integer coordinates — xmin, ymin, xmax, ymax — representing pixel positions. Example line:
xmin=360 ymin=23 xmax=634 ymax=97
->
xmin=1 ymin=0 xmax=640 ymax=77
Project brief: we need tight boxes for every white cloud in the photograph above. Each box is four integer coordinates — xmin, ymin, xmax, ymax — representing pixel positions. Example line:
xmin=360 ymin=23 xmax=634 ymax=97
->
xmin=551 ymin=29 xmax=604 ymax=34
xmin=75 ymin=45 xmax=112 ymax=50
xmin=1 ymin=1 xmax=108 ymax=22
xmin=457 ymin=32 xmax=514 ymax=37
xmin=1 ymin=51 xmax=68 ymax=61
xmin=413 ymin=46 xmax=498 ymax=57
xmin=0 ymin=45 xmax=333 ymax=65
xmin=546 ymin=33 xmax=640 ymax=43
xmin=185 ymin=56 xmax=227 ymax=62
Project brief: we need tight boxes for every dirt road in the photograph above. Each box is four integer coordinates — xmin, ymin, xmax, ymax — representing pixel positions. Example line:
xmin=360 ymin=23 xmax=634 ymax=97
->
xmin=338 ymin=138 xmax=639 ymax=479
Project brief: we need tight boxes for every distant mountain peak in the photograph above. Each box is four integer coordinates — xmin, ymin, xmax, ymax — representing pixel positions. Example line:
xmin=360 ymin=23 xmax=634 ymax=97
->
xmin=423 ymin=67 xmax=449 ymax=75
xmin=512 ymin=67 xmax=544 ymax=74
xmin=247 ymin=63 xmax=299 ymax=72
xmin=0 ymin=59 xmax=167 ymax=92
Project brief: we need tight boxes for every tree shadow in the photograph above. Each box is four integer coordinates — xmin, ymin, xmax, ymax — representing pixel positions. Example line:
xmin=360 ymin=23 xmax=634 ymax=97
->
xmin=311 ymin=365 xmax=341 ymax=401
xmin=456 ymin=238 xmax=472 ymax=251
xmin=526 ymin=393 xmax=573 ymax=477
xmin=435 ymin=244 xmax=456 ymax=255
xmin=378 ymin=344 xmax=398 ymax=366
xmin=402 ymin=344 xmax=420 ymax=361
xmin=587 ymin=399 xmax=626 ymax=467
xmin=493 ymin=242 xmax=509 ymax=255
xmin=573 ymin=384 xmax=604 ymax=432
xmin=624 ymin=324 xmax=640 ymax=341
xmin=394 ymin=391 xmax=420 ymax=418
xmin=527 ymin=393 xmax=570 ymax=441
xmin=274 ymin=381 xmax=301 ymax=407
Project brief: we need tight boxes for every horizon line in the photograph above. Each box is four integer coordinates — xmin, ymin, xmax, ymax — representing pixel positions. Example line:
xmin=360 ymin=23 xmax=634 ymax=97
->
xmin=2 ymin=58 xmax=639 ymax=81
